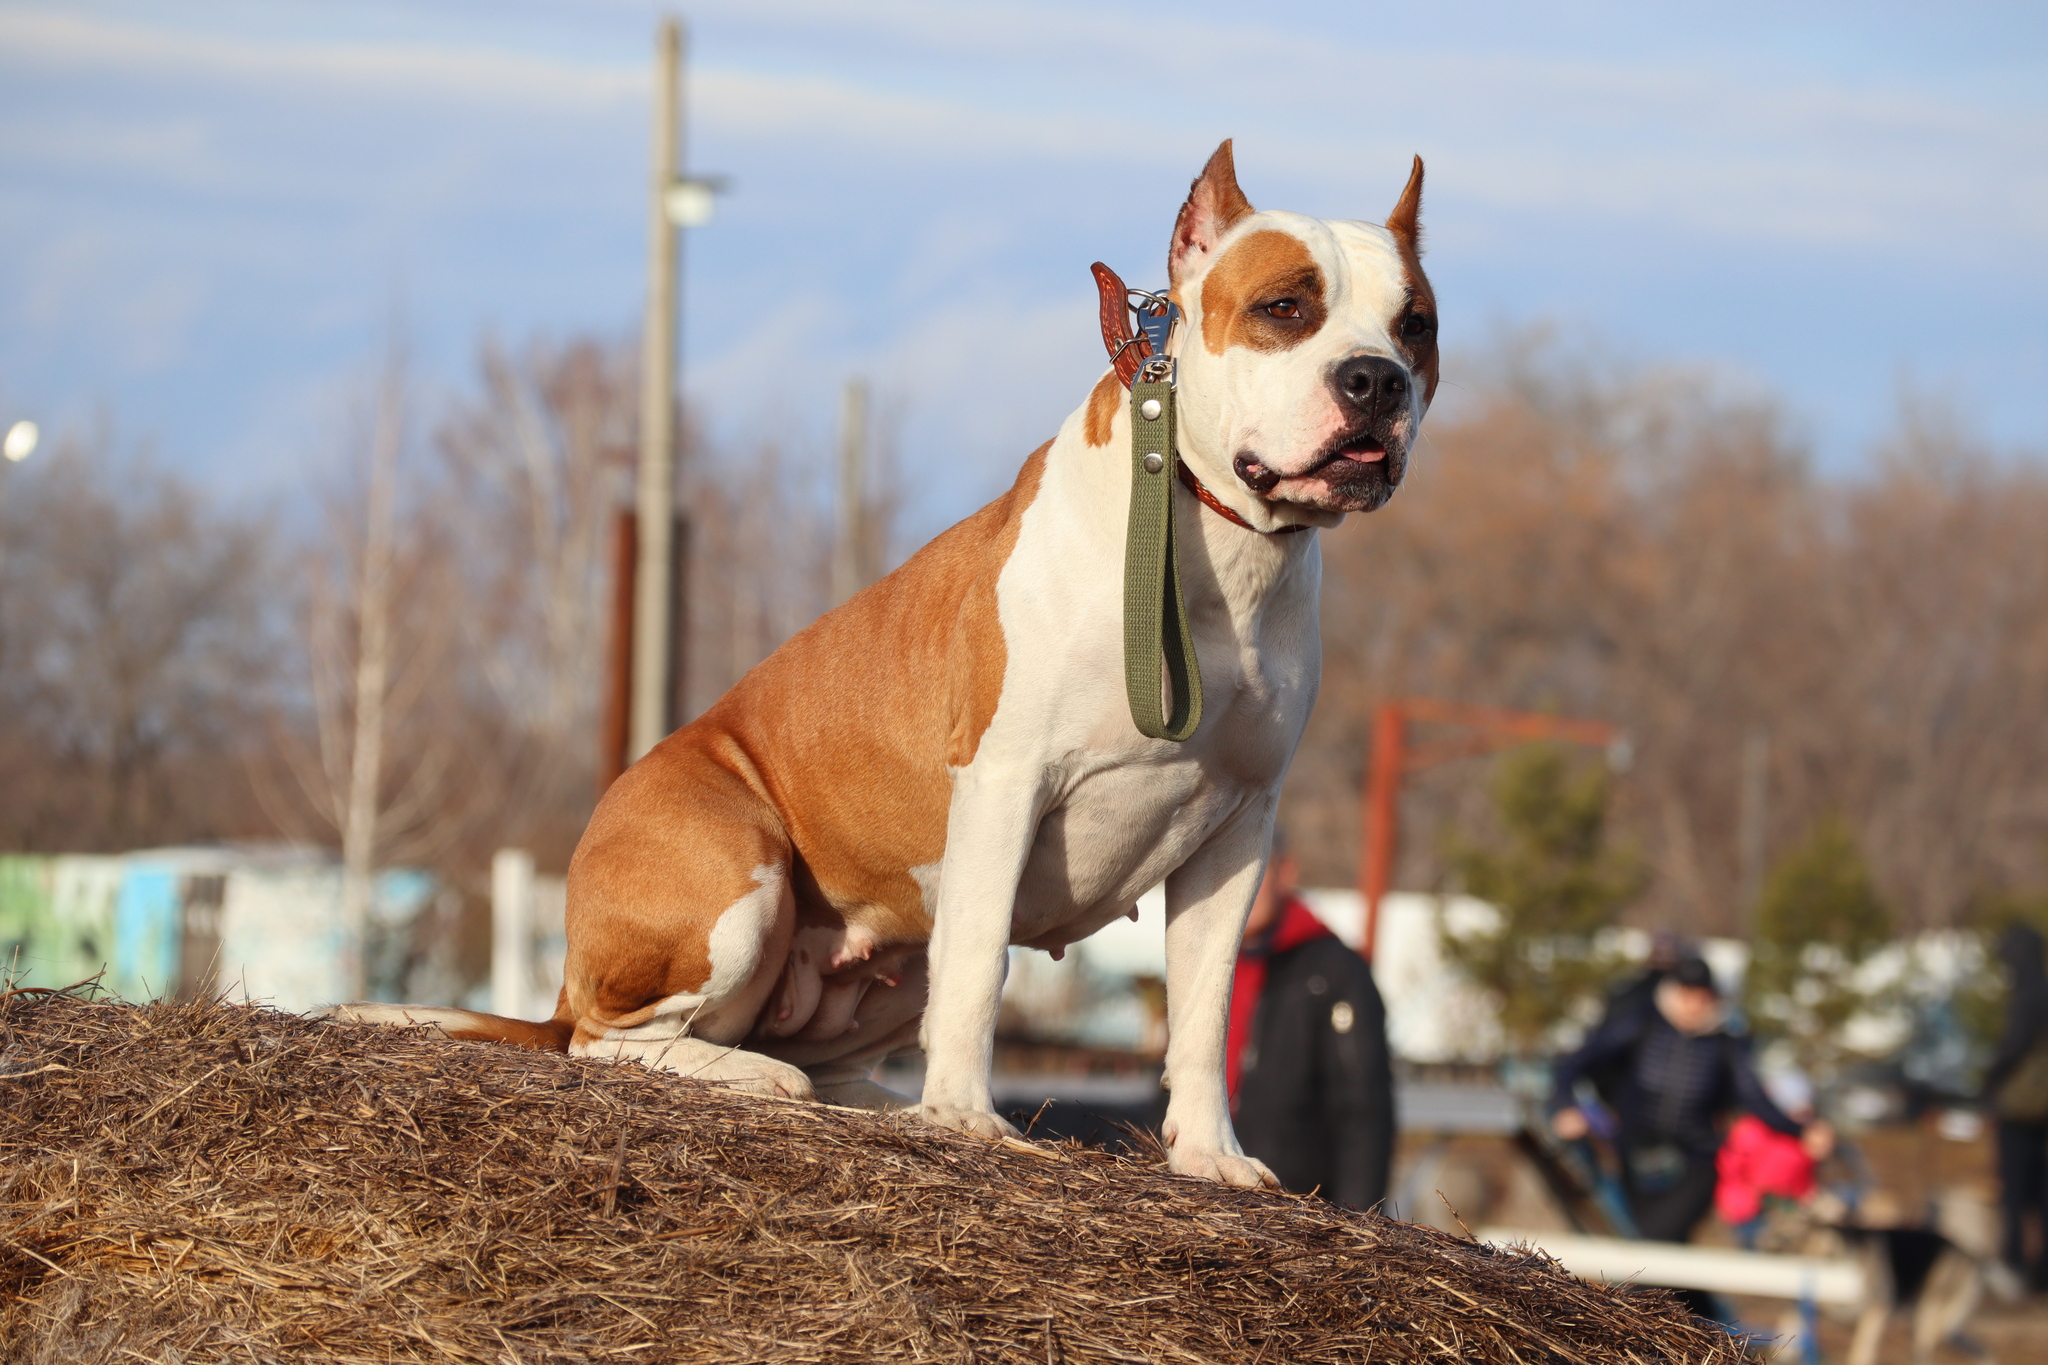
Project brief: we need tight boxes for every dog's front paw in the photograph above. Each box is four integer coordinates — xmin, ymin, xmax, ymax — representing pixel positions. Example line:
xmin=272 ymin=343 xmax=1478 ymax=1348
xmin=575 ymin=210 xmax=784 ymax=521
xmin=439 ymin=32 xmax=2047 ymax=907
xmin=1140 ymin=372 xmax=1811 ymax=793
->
xmin=914 ymin=1102 xmax=1021 ymax=1141
xmin=1168 ymin=1145 xmax=1280 ymax=1190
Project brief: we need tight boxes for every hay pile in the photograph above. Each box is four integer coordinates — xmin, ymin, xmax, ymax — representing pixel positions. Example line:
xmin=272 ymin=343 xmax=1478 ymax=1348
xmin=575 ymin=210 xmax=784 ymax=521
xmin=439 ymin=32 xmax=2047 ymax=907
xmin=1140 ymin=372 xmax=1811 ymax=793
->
xmin=0 ymin=989 xmax=1740 ymax=1363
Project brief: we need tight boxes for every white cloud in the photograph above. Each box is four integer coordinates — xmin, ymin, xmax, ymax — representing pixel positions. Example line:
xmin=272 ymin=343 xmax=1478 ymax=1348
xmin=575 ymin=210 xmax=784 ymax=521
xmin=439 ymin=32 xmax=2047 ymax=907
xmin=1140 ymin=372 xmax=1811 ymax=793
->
xmin=7 ymin=3 xmax=2042 ymax=250
xmin=0 ymin=8 xmax=642 ymax=110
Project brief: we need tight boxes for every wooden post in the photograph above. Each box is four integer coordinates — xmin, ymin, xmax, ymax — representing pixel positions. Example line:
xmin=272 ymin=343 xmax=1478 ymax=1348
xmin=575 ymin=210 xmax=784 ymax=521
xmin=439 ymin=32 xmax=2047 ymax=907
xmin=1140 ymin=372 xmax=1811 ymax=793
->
xmin=339 ymin=355 xmax=402 ymax=1000
xmin=597 ymin=508 xmax=636 ymax=796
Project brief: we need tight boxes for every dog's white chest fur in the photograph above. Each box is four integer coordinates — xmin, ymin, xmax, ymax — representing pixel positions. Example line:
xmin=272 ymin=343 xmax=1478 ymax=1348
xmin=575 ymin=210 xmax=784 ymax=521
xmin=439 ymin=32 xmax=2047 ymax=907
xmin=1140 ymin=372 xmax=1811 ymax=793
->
xmin=976 ymin=447 xmax=1323 ymax=949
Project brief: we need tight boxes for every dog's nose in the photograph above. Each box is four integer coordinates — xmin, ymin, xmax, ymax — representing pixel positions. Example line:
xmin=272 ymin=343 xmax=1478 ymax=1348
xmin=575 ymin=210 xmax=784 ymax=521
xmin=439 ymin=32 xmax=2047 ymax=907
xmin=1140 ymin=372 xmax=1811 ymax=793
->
xmin=1332 ymin=355 xmax=1408 ymax=414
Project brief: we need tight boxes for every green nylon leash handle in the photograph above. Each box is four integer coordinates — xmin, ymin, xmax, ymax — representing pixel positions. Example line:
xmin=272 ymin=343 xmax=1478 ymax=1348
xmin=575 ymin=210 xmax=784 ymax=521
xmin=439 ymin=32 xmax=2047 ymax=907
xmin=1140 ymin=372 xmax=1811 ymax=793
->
xmin=1123 ymin=377 xmax=1203 ymax=742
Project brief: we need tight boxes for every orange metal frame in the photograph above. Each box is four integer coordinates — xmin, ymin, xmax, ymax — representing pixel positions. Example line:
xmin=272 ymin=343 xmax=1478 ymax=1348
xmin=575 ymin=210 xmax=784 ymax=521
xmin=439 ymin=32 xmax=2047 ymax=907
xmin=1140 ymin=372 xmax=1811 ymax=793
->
xmin=1357 ymin=698 xmax=1619 ymax=960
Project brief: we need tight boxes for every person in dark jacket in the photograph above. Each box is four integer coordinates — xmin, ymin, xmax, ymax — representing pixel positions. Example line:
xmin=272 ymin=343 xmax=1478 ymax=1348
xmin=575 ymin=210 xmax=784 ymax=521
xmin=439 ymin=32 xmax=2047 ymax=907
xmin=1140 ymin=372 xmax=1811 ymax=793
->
xmin=1227 ymin=838 xmax=1396 ymax=1210
xmin=1583 ymin=931 xmax=1689 ymax=1119
xmin=1980 ymin=922 xmax=2048 ymax=1290
xmin=1550 ymin=957 xmax=1833 ymax=1244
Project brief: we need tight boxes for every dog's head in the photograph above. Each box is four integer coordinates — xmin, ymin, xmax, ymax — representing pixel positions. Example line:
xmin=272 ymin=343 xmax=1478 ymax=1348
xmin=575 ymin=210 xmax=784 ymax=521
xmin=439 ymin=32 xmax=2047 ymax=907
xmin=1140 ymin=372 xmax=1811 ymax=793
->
xmin=1167 ymin=141 xmax=1436 ymax=526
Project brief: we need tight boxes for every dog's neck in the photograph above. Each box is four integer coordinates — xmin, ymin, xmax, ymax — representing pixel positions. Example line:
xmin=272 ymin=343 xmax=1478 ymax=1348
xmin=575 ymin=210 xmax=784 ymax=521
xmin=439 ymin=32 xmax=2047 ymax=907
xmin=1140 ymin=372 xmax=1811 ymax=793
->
xmin=1106 ymin=387 xmax=1319 ymax=637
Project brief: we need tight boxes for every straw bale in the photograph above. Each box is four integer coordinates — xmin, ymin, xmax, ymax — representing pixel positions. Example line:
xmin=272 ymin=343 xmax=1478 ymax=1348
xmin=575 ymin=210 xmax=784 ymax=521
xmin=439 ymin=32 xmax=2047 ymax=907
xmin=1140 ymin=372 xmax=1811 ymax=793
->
xmin=0 ymin=988 xmax=1742 ymax=1363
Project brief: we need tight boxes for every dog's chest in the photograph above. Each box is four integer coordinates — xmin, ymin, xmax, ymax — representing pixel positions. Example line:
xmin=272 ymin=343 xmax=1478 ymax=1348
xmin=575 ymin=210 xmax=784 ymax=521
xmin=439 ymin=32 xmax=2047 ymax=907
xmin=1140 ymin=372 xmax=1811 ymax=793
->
xmin=967 ymin=442 xmax=1323 ymax=943
xmin=1006 ymin=598 xmax=1316 ymax=941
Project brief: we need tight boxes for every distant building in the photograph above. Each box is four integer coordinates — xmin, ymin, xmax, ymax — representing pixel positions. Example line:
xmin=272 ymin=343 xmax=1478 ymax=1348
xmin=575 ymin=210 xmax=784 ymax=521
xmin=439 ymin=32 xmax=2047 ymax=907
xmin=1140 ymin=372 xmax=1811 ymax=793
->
xmin=0 ymin=846 xmax=445 ymax=1011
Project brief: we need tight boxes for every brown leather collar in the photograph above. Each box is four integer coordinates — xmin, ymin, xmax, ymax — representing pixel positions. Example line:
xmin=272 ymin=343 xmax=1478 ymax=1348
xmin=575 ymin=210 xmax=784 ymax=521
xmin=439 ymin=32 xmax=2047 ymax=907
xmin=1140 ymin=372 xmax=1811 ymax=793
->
xmin=1093 ymin=260 xmax=1310 ymax=537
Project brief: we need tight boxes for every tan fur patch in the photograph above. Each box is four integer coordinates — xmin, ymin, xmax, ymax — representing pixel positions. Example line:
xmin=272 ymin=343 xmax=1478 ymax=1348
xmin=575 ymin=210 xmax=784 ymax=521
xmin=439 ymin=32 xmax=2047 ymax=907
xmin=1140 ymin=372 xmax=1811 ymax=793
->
xmin=717 ymin=440 xmax=1047 ymax=937
xmin=1199 ymin=230 xmax=1327 ymax=356
xmin=565 ymin=748 xmax=794 ymax=1035
xmin=1082 ymin=371 xmax=1121 ymax=448
xmin=563 ymin=443 xmax=1050 ymax=1038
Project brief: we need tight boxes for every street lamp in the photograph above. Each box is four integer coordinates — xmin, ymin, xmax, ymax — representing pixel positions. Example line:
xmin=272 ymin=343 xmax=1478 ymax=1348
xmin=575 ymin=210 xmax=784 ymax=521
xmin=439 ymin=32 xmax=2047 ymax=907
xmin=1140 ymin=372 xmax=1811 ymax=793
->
xmin=3 ymin=420 xmax=36 ymax=463
xmin=662 ymin=174 xmax=728 ymax=229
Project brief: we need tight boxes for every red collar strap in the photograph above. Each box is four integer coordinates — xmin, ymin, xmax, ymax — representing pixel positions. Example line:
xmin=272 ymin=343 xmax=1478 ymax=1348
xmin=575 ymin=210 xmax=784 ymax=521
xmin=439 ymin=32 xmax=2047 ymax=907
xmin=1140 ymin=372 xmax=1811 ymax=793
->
xmin=1092 ymin=260 xmax=1309 ymax=538
xmin=1177 ymin=463 xmax=1309 ymax=534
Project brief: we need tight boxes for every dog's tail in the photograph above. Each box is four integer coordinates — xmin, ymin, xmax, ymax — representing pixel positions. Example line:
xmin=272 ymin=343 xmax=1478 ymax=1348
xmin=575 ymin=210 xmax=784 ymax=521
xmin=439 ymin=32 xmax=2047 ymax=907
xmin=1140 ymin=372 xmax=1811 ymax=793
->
xmin=325 ymin=1002 xmax=575 ymax=1053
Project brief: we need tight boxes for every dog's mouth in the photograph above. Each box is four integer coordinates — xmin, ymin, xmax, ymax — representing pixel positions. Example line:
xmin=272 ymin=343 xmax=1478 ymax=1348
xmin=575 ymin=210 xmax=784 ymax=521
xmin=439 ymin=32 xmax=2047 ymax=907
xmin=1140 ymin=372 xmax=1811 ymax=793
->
xmin=1234 ymin=428 xmax=1406 ymax=513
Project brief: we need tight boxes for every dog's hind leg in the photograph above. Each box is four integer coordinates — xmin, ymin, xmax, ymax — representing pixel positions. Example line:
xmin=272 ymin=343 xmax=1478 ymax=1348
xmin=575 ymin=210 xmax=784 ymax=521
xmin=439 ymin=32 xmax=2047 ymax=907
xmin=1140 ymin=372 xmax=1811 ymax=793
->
xmin=564 ymin=861 xmax=811 ymax=1100
xmin=563 ymin=752 xmax=813 ymax=1100
xmin=1912 ymin=1249 xmax=1985 ymax=1365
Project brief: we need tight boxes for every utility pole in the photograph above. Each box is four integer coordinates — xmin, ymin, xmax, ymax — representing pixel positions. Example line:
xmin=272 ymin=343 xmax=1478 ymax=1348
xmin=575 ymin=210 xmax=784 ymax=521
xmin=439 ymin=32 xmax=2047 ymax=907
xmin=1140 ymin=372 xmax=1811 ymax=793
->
xmin=628 ymin=16 xmax=723 ymax=765
xmin=630 ymin=18 xmax=683 ymax=764
xmin=832 ymin=379 xmax=870 ymax=607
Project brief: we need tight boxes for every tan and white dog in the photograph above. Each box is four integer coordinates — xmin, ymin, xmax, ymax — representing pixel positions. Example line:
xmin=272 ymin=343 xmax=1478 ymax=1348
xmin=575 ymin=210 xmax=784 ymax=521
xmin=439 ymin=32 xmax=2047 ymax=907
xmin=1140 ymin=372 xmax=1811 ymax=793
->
xmin=345 ymin=142 xmax=1438 ymax=1189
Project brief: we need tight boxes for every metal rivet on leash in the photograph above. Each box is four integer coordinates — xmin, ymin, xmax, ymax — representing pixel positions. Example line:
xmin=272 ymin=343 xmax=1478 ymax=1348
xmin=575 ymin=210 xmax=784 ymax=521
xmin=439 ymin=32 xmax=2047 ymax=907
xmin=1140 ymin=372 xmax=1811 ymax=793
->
xmin=1143 ymin=452 xmax=1164 ymax=474
xmin=1140 ymin=398 xmax=1162 ymax=420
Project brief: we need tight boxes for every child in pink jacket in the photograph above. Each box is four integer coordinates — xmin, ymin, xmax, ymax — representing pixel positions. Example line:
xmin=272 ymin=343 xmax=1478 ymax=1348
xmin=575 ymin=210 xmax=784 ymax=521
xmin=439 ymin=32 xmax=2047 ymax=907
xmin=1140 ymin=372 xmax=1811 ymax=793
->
xmin=1716 ymin=1071 xmax=1818 ymax=1245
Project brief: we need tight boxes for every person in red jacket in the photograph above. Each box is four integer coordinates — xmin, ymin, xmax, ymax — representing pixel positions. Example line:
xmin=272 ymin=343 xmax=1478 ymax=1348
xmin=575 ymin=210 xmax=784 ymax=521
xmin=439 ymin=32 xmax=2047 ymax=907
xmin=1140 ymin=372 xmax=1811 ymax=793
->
xmin=1226 ymin=834 xmax=1396 ymax=1210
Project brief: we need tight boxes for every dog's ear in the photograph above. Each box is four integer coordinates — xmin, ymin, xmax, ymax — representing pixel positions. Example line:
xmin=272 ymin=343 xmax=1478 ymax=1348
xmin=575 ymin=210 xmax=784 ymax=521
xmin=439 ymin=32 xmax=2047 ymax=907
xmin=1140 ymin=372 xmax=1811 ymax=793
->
xmin=1168 ymin=140 xmax=1256 ymax=286
xmin=1386 ymin=155 xmax=1425 ymax=255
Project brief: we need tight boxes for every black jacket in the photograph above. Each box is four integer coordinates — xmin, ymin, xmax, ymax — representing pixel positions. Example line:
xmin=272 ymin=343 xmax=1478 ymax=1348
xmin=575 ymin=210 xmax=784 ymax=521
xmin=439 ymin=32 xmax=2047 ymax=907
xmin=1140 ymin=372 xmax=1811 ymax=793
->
xmin=1232 ymin=936 xmax=1397 ymax=1209
xmin=1982 ymin=923 xmax=2048 ymax=1106
xmin=1551 ymin=995 xmax=1801 ymax=1159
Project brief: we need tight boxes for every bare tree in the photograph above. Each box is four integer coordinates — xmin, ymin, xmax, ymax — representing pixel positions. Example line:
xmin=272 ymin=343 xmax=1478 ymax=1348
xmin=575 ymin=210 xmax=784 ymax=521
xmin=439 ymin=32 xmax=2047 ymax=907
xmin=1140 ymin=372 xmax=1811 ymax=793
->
xmin=1290 ymin=329 xmax=2048 ymax=935
xmin=0 ymin=427 xmax=276 ymax=851
xmin=430 ymin=335 xmax=638 ymax=866
xmin=266 ymin=356 xmax=478 ymax=984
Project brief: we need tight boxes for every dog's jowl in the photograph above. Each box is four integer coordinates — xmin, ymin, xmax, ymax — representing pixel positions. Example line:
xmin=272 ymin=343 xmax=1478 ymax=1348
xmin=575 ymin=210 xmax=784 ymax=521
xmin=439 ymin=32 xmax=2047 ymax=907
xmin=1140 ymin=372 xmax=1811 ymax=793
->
xmin=338 ymin=141 xmax=1437 ymax=1189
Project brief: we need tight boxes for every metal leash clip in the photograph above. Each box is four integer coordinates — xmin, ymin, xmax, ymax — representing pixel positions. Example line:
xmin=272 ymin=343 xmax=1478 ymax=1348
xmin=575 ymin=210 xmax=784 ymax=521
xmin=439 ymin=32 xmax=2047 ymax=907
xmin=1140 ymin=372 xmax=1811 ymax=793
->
xmin=1127 ymin=288 xmax=1179 ymax=353
xmin=1126 ymin=287 xmax=1179 ymax=387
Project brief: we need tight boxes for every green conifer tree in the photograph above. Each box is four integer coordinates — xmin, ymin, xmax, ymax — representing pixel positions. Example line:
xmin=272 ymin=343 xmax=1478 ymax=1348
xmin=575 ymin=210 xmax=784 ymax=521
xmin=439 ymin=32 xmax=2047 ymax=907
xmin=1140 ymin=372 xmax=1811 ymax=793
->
xmin=1746 ymin=815 xmax=1892 ymax=1077
xmin=1443 ymin=743 xmax=1644 ymax=1056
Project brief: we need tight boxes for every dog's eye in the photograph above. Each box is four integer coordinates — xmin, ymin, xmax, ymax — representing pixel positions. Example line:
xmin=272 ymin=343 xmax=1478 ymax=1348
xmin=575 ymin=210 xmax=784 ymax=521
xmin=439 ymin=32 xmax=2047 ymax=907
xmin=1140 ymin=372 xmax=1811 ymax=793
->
xmin=1400 ymin=312 xmax=1435 ymax=339
xmin=1264 ymin=299 xmax=1301 ymax=319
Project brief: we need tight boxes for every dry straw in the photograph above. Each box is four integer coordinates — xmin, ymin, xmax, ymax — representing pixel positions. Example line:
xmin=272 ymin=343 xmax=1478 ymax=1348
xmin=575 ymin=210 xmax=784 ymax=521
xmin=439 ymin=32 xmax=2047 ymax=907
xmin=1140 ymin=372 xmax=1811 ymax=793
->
xmin=1 ymin=988 xmax=1741 ymax=1363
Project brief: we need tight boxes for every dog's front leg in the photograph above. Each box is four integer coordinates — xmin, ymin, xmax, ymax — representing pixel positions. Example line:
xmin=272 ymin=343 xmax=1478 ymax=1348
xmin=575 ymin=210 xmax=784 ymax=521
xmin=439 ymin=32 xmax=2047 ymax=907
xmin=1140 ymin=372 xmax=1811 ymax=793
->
xmin=914 ymin=764 xmax=1045 ymax=1140
xmin=1160 ymin=806 xmax=1280 ymax=1189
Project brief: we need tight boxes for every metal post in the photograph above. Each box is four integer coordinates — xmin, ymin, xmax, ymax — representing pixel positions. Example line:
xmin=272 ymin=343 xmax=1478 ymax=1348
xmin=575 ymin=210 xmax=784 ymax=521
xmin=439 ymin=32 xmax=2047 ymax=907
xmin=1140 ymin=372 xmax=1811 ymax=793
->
xmin=1360 ymin=701 xmax=1405 ymax=961
xmin=832 ymin=379 xmax=870 ymax=607
xmin=630 ymin=18 xmax=683 ymax=762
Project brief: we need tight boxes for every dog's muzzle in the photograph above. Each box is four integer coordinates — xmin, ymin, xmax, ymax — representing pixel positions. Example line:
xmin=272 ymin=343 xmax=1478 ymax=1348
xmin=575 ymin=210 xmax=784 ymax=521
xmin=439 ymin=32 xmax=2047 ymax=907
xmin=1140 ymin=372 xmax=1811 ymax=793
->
xmin=1233 ymin=354 xmax=1416 ymax=513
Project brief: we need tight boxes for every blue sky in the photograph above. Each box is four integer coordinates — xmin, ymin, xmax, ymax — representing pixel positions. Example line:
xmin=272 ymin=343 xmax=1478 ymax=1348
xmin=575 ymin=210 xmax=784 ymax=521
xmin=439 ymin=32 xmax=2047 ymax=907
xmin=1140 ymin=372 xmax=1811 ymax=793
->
xmin=3 ymin=0 xmax=2044 ymax=534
